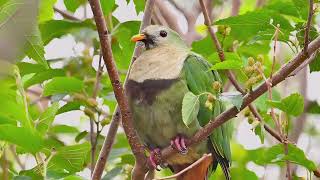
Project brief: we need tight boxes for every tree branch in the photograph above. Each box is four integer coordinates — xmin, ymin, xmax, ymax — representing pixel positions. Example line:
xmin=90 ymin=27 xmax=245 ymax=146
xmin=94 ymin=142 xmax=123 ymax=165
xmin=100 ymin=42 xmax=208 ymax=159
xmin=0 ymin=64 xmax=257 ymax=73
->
xmin=88 ymin=0 xmax=148 ymax=178
xmin=157 ymin=36 xmax=320 ymax=176
xmin=91 ymin=1 xmax=156 ymax=179
xmin=231 ymin=0 xmax=241 ymax=16
xmin=199 ymin=0 xmax=283 ymax=143
xmin=53 ymin=7 xmax=81 ymax=21
xmin=303 ymin=0 xmax=314 ymax=56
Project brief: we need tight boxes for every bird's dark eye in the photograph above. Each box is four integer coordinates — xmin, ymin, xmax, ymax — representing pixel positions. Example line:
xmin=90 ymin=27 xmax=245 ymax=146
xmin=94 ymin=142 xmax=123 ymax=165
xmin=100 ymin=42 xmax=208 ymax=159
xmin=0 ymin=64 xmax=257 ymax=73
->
xmin=159 ymin=30 xmax=167 ymax=37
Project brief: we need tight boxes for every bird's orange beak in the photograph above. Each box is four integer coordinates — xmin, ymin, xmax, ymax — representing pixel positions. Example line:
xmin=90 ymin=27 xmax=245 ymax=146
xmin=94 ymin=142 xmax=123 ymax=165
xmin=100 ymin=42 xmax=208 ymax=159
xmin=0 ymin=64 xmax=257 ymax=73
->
xmin=131 ymin=34 xmax=146 ymax=42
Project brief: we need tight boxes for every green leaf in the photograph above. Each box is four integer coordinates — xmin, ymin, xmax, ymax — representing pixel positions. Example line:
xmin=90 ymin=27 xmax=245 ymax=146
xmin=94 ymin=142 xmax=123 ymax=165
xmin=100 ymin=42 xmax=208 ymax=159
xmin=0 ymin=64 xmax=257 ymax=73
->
xmin=43 ymin=77 xmax=84 ymax=96
xmin=133 ymin=0 xmax=145 ymax=13
xmin=309 ymin=52 xmax=320 ymax=73
xmin=50 ymin=125 xmax=79 ymax=134
xmin=208 ymin=52 xmax=241 ymax=64
xmin=48 ymin=142 xmax=90 ymax=173
xmin=254 ymin=122 xmax=265 ymax=144
xmin=24 ymin=69 xmax=65 ymax=88
xmin=40 ymin=20 xmax=95 ymax=45
xmin=64 ymin=0 xmax=86 ymax=12
xmin=64 ymin=175 xmax=85 ymax=180
xmin=57 ymin=102 xmax=82 ymax=115
xmin=210 ymin=60 xmax=243 ymax=70
xmin=16 ymin=62 xmax=46 ymax=76
xmin=219 ymin=92 xmax=243 ymax=111
xmin=0 ymin=125 xmax=43 ymax=153
xmin=75 ymin=131 xmax=88 ymax=142
xmin=267 ymin=93 xmax=304 ymax=116
xmin=254 ymin=90 xmax=281 ymax=112
xmin=112 ymin=21 xmax=140 ymax=69
xmin=215 ymin=9 xmax=294 ymax=41
xmin=24 ymin=26 xmax=48 ymax=68
xmin=36 ymin=102 xmax=60 ymax=135
xmin=265 ymin=0 xmax=300 ymax=18
xmin=192 ymin=36 xmax=215 ymax=57
xmin=292 ymin=0 xmax=309 ymax=19
xmin=307 ymin=101 xmax=320 ymax=114
xmin=100 ymin=0 xmax=116 ymax=15
xmin=249 ymin=144 xmax=317 ymax=171
xmin=182 ymin=92 xmax=200 ymax=127
xmin=38 ymin=0 xmax=57 ymax=23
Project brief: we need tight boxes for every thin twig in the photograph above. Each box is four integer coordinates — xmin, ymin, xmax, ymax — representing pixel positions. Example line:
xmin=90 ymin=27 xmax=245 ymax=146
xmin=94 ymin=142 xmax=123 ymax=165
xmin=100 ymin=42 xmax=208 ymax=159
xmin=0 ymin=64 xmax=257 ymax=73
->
xmin=199 ymin=0 xmax=283 ymax=144
xmin=53 ymin=7 xmax=81 ymax=21
xmin=231 ymin=0 xmax=241 ymax=16
xmin=90 ymin=0 xmax=156 ymax=179
xmin=153 ymin=154 xmax=212 ymax=180
xmin=303 ymin=0 xmax=314 ymax=56
xmin=90 ymin=53 xmax=103 ymax=174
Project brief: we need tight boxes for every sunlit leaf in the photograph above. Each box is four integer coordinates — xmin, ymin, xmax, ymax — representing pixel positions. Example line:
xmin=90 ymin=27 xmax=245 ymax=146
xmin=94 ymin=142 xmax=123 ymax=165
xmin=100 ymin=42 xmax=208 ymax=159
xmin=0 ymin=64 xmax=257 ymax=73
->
xmin=0 ymin=125 xmax=43 ymax=153
xmin=40 ymin=20 xmax=95 ymax=45
xmin=182 ymin=92 xmax=200 ymax=127
xmin=36 ymin=102 xmax=59 ymax=135
xmin=267 ymin=93 xmax=304 ymax=116
xmin=43 ymin=77 xmax=84 ymax=96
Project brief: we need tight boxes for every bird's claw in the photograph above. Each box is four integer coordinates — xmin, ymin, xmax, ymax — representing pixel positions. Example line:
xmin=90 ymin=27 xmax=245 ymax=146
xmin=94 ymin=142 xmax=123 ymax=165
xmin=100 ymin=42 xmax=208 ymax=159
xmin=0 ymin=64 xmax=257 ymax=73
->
xmin=170 ymin=135 xmax=188 ymax=155
xmin=148 ymin=148 xmax=163 ymax=171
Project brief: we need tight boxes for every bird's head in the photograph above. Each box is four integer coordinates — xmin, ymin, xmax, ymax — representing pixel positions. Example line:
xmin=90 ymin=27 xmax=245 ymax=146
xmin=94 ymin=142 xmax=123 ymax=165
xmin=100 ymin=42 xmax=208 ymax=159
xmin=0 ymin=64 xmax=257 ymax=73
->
xmin=131 ymin=25 xmax=187 ymax=50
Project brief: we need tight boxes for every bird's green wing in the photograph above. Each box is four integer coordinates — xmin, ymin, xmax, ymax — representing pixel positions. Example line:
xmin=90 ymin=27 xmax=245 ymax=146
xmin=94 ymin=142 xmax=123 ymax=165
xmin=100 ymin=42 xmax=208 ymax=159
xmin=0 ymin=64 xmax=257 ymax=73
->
xmin=183 ymin=53 xmax=232 ymax=179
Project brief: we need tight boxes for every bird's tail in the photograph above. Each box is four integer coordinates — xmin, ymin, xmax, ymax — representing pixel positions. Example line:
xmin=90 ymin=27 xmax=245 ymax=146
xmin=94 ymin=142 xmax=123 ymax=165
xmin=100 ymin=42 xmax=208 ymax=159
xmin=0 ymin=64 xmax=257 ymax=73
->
xmin=173 ymin=155 xmax=213 ymax=180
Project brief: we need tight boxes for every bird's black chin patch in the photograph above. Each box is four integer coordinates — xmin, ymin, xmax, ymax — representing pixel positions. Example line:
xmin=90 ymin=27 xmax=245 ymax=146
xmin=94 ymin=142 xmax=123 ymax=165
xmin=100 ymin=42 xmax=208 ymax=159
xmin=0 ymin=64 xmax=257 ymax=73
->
xmin=141 ymin=35 xmax=156 ymax=50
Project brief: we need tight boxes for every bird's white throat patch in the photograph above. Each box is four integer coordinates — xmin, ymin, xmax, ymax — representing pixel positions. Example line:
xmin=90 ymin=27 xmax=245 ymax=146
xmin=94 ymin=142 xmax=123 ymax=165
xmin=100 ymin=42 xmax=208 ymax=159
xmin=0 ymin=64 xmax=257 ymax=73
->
xmin=129 ymin=46 xmax=190 ymax=82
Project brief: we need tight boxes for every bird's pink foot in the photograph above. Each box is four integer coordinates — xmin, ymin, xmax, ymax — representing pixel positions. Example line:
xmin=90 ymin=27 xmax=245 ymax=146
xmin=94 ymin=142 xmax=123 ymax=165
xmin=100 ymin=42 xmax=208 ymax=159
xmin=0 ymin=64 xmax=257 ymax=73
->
xmin=148 ymin=148 xmax=162 ymax=171
xmin=170 ymin=135 xmax=188 ymax=154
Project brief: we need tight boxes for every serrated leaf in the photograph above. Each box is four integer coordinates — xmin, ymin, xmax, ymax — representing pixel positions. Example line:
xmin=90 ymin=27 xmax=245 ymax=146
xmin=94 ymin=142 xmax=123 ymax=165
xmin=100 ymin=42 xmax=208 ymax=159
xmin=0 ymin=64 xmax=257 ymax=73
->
xmin=210 ymin=60 xmax=243 ymax=70
xmin=43 ymin=77 xmax=84 ymax=96
xmin=16 ymin=62 xmax=46 ymax=76
xmin=215 ymin=9 xmax=294 ymax=41
xmin=38 ymin=0 xmax=57 ymax=23
xmin=267 ymin=93 xmax=304 ymax=116
xmin=24 ymin=69 xmax=65 ymax=88
xmin=48 ymin=142 xmax=90 ymax=173
xmin=249 ymin=144 xmax=317 ymax=171
xmin=219 ymin=92 xmax=243 ymax=110
xmin=64 ymin=0 xmax=86 ymax=12
xmin=133 ymin=0 xmax=145 ymax=13
xmin=40 ymin=20 xmax=95 ymax=45
xmin=0 ymin=125 xmax=43 ymax=153
xmin=182 ymin=92 xmax=200 ymax=127
xmin=100 ymin=0 xmax=116 ymax=15
xmin=24 ymin=26 xmax=48 ymax=68
xmin=36 ymin=102 xmax=59 ymax=135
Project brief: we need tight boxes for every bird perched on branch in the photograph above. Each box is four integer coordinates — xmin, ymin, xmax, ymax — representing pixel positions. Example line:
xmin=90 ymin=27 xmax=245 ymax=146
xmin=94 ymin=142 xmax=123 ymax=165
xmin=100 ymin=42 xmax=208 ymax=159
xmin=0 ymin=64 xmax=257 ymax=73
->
xmin=127 ymin=25 xmax=232 ymax=180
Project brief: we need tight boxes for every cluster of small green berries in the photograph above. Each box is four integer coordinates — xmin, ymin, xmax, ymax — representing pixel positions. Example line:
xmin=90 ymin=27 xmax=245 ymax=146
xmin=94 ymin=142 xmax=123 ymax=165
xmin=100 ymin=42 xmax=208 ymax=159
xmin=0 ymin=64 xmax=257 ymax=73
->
xmin=243 ymin=108 xmax=260 ymax=128
xmin=244 ymin=55 xmax=264 ymax=90
xmin=205 ymin=81 xmax=222 ymax=110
